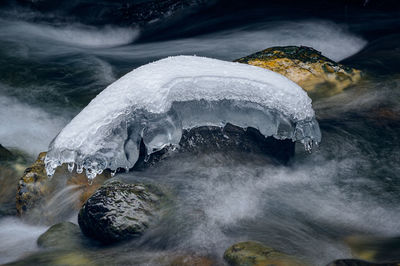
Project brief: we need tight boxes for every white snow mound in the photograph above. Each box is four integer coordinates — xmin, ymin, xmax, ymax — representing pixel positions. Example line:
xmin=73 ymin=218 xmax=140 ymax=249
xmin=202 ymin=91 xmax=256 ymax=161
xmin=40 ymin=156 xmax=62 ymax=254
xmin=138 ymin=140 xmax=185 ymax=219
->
xmin=45 ymin=56 xmax=321 ymax=179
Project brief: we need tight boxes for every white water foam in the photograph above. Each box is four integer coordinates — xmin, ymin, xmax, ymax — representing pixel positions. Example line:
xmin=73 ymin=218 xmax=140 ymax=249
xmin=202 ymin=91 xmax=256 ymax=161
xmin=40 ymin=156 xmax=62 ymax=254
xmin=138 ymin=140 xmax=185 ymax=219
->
xmin=0 ymin=19 xmax=138 ymax=48
xmin=0 ymin=217 xmax=47 ymax=264
xmin=98 ymin=20 xmax=367 ymax=62
xmin=0 ymin=95 xmax=68 ymax=155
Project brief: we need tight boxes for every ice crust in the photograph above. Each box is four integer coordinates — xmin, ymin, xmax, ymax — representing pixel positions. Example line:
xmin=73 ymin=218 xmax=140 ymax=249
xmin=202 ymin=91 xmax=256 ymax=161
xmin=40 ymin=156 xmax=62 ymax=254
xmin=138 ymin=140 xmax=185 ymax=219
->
xmin=45 ymin=56 xmax=321 ymax=179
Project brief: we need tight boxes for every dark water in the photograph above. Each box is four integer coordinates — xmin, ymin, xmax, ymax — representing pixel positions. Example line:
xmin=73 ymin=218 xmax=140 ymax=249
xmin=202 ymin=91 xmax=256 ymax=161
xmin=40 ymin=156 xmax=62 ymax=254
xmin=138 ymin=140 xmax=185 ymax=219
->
xmin=0 ymin=1 xmax=399 ymax=265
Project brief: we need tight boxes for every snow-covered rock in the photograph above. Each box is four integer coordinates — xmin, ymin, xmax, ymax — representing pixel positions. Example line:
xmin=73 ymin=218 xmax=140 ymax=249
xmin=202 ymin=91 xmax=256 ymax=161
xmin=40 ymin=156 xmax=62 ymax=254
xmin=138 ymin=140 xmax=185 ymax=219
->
xmin=45 ymin=56 xmax=321 ymax=179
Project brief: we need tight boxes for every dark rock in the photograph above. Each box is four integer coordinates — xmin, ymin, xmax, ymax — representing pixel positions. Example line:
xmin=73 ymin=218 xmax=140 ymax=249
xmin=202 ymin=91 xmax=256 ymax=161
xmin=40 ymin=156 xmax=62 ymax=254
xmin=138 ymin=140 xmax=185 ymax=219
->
xmin=37 ymin=222 xmax=88 ymax=250
xmin=11 ymin=0 xmax=213 ymax=27
xmin=345 ymin=235 xmax=400 ymax=262
xmin=0 ymin=147 xmax=29 ymax=217
xmin=223 ymin=241 xmax=306 ymax=266
xmin=342 ymin=34 xmax=400 ymax=75
xmin=134 ymin=123 xmax=295 ymax=170
xmin=78 ymin=180 xmax=163 ymax=243
xmin=0 ymin=144 xmax=14 ymax=161
xmin=327 ymin=259 xmax=400 ymax=266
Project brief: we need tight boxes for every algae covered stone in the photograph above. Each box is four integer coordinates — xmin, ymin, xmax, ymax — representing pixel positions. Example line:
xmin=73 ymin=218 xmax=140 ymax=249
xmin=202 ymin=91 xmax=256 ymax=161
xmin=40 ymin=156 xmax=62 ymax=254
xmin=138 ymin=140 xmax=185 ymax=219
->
xmin=16 ymin=152 xmax=49 ymax=215
xmin=78 ymin=180 xmax=163 ymax=243
xmin=223 ymin=241 xmax=306 ymax=266
xmin=37 ymin=222 xmax=88 ymax=250
xmin=16 ymin=152 xmax=111 ymax=216
xmin=236 ymin=46 xmax=361 ymax=98
xmin=4 ymin=250 xmax=95 ymax=266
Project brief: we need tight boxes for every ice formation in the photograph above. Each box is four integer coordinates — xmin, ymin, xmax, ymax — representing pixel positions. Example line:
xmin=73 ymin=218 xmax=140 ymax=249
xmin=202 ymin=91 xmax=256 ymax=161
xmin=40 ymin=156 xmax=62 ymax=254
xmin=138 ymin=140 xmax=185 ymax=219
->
xmin=45 ymin=56 xmax=321 ymax=179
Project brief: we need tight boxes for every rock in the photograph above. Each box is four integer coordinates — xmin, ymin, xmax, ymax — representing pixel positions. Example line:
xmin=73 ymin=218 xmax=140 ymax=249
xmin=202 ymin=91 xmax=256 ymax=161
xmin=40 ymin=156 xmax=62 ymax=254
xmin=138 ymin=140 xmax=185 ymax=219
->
xmin=16 ymin=152 xmax=111 ymax=216
xmin=0 ymin=147 xmax=30 ymax=217
xmin=345 ymin=235 xmax=400 ymax=262
xmin=14 ymin=0 xmax=213 ymax=27
xmin=223 ymin=241 xmax=306 ymax=266
xmin=327 ymin=259 xmax=400 ymax=266
xmin=235 ymin=46 xmax=362 ymax=98
xmin=78 ymin=180 xmax=163 ymax=243
xmin=37 ymin=222 xmax=88 ymax=250
xmin=0 ymin=165 xmax=19 ymax=216
xmin=169 ymin=254 xmax=215 ymax=266
xmin=134 ymin=123 xmax=295 ymax=170
xmin=4 ymin=250 xmax=95 ymax=266
xmin=0 ymin=144 xmax=14 ymax=161
xmin=16 ymin=152 xmax=49 ymax=216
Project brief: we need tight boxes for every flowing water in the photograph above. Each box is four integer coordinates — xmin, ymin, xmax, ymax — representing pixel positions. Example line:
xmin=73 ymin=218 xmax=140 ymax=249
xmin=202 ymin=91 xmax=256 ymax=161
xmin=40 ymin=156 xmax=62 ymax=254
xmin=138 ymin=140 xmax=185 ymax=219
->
xmin=0 ymin=1 xmax=399 ymax=265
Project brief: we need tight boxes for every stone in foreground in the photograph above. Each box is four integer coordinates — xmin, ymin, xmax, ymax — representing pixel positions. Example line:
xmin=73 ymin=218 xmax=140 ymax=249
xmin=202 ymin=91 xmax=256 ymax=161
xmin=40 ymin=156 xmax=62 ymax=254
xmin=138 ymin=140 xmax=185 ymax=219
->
xmin=78 ymin=180 xmax=163 ymax=243
xmin=224 ymin=241 xmax=306 ymax=266
xmin=236 ymin=46 xmax=361 ymax=98
xmin=37 ymin=222 xmax=88 ymax=250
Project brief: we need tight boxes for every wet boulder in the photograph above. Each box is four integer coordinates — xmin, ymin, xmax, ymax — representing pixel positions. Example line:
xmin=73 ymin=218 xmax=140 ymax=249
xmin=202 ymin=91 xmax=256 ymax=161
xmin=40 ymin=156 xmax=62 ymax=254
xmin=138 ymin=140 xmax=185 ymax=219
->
xmin=16 ymin=152 xmax=110 ymax=216
xmin=0 ymin=146 xmax=30 ymax=216
xmin=345 ymin=235 xmax=400 ymax=262
xmin=236 ymin=46 xmax=362 ymax=98
xmin=327 ymin=259 xmax=400 ymax=266
xmin=16 ymin=152 xmax=49 ymax=215
xmin=78 ymin=180 xmax=163 ymax=243
xmin=0 ymin=144 xmax=14 ymax=161
xmin=134 ymin=123 xmax=295 ymax=170
xmin=37 ymin=222 xmax=89 ymax=250
xmin=223 ymin=241 xmax=306 ymax=266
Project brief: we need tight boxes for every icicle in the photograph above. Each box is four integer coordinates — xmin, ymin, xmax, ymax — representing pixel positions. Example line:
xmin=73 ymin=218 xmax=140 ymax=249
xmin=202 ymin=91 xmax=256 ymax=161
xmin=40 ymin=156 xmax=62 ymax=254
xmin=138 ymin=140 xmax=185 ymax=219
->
xmin=67 ymin=162 xmax=75 ymax=173
xmin=77 ymin=164 xmax=83 ymax=174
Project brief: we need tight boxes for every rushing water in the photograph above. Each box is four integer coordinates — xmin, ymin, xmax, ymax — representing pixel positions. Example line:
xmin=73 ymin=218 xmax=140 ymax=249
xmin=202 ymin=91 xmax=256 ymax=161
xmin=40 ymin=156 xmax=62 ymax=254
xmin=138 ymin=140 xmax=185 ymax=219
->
xmin=0 ymin=1 xmax=399 ymax=265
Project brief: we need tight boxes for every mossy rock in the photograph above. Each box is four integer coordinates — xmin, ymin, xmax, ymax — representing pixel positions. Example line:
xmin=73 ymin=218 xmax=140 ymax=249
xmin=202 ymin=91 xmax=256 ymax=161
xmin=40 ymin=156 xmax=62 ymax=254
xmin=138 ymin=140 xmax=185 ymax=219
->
xmin=16 ymin=152 xmax=111 ymax=216
xmin=3 ymin=250 xmax=95 ymax=266
xmin=236 ymin=46 xmax=362 ymax=98
xmin=223 ymin=241 xmax=306 ymax=266
xmin=37 ymin=222 xmax=88 ymax=250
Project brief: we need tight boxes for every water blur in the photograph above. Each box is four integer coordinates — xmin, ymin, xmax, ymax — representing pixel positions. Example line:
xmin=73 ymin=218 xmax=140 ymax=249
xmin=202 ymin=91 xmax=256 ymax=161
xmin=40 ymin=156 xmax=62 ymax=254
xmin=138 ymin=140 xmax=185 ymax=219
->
xmin=0 ymin=0 xmax=399 ymax=265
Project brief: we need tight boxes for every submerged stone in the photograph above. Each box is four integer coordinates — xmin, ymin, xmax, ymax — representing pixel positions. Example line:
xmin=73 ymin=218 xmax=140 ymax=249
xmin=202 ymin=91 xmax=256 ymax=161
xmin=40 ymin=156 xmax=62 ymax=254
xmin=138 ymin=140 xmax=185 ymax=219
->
xmin=0 ymin=146 xmax=30 ymax=217
xmin=327 ymin=259 xmax=400 ymax=266
xmin=345 ymin=235 xmax=400 ymax=262
xmin=223 ymin=241 xmax=306 ymax=266
xmin=78 ymin=180 xmax=163 ymax=243
xmin=169 ymin=254 xmax=215 ymax=266
xmin=0 ymin=144 xmax=14 ymax=161
xmin=37 ymin=222 xmax=88 ymax=250
xmin=4 ymin=250 xmax=95 ymax=266
xmin=236 ymin=46 xmax=362 ymax=98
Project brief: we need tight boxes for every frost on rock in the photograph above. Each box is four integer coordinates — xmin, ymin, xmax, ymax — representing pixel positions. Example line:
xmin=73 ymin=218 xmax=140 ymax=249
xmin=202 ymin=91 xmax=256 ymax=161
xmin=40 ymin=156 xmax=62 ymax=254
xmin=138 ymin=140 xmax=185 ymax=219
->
xmin=45 ymin=56 xmax=321 ymax=179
